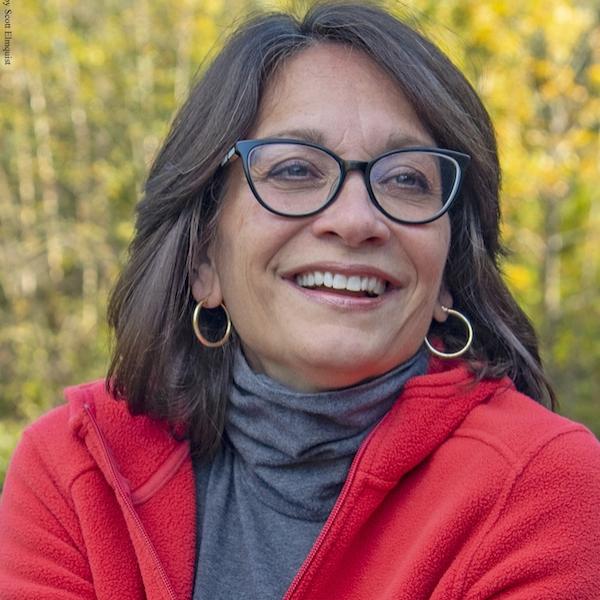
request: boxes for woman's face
[194,44,452,391]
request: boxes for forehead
[251,43,434,151]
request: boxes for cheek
[428,229,450,278]
[401,220,451,284]
[213,216,251,299]
[212,197,290,302]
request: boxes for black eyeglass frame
[221,138,471,225]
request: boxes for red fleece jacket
[1,362,599,599]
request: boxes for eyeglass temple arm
[220,147,237,167]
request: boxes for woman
[1,3,599,599]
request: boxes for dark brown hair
[107,1,555,458]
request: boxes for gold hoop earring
[192,300,232,348]
[425,306,473,359]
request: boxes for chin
[295,349,396,391]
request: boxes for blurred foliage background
[1,0,599,488]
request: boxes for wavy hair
[107,2,555,458]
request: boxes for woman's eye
[269,161,316,179]
[394,171,427,189]
[380,170,430,193]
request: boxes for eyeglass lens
[246,143,459,222]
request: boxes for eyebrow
[266,128,326,145]
[262,128,434,152]
[385,132,435,149]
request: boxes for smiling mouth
[294,270,388,298]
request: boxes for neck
[224,347,428,519]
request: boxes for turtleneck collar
[225,347,428,520]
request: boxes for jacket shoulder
[457,383,598,462]
[5,380,116,490]
[452,386,600,597]
[20,379,181,490]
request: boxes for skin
[193,43,452,392]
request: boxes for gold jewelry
[192,300,232,348]
[425,306,473,359]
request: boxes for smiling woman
[198,44,455,391]
[1,3,599,600]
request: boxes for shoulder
[5,379,173,489]
[453,386,600,596]
[3,380,116,489]
[458,382,599,466]
[17,379,128,446]
[5,378,187,505]
[408,371,600,517]
[462,383,600,508]
[454,381,600,506]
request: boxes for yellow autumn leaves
[0,0,598,488]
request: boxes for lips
[295,270,387,296]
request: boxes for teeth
[294,270,388,296]
[347,276,362,291]
[332,274,347,290]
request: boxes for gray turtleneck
[192,348,428,600]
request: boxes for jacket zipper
[282,415,386,600]
[84,404,178,600]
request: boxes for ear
[433,285,453,323]
[191,260,223,309]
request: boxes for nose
[310,172,392,247]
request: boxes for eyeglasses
[221,138,470,225]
